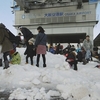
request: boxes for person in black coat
[18,26,34,46]
[15,33,22,47]
[24,38,36,65]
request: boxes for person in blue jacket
[35,26,47,67]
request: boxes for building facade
[12,0,98,45]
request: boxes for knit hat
[28,38,35,44]
[10,49,15,55]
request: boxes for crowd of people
[0,23,100,70]
[0,23,47,69]
[48,35,100,70]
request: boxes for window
[82,15,86,20]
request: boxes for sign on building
[89,0,98,4]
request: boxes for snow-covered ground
[0,48,100,100]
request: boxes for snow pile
[9,87,60,100]
[0,48,100,100]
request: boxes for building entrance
[47,33,86,45]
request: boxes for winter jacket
[82,39,92,51]
[0,45,3,58]
[24,44,36,57]
[49,47,55,54]
[0,24,13,53]
[20,27,34,41]
[0,45,2,53]
[66,51,77,62]
[35,32,47,47]
[10,52,21,64]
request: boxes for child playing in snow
[10,49,21,64]
[24,38,36,65]
[65,47,78,71]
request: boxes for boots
[3,60,9,69]
[0,59,2,66]
[36,64,39,67]
[43,64,46,67]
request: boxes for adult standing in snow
[0,23,13,69]
[82,35,93,63]
[35,26,47,67]
[18,26,34,46]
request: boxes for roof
[14,0,89,11]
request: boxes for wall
[14,2,97,43]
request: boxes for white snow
[0,47,100,100]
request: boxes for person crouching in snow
[24,38,36,65]
[10,49,21,64]
[65,48,78,71]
